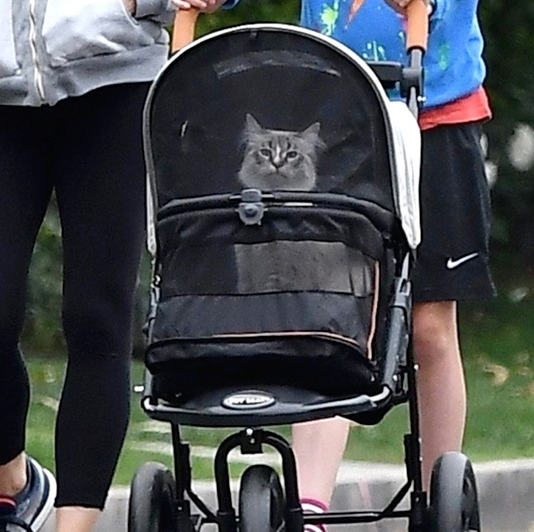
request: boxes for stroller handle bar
[405,0,429,52]
[171,8,200,51]
[170,0,428,53]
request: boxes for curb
[42,459,534,532]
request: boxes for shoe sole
[31,468,56,532]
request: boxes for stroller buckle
[237,188,266,225]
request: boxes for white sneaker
[0,456,56,532]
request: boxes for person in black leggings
[0,82,149,502]
[0,83,147,530]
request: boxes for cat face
[237,114,323,192]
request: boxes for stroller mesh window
[147,30,395,212]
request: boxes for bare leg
[292,417,351,505]
[291,301,465,505]
[55,507,100,532]
[0,453,27,495]
[413,301,466,489]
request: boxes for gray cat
[237,114,323,191]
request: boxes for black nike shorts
[412,122,496,303]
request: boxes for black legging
[0,83,149,508]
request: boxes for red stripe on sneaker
[301,499,328,532]
[301,498,328,513]
[304,525,326,532]
[0,496,16,507]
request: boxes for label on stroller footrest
[222,391,276,410]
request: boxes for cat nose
[272,158,284,168]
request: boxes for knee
[62,300,133,357]
[412,302,459,365]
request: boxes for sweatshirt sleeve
[135,0,176,23]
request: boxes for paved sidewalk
[42,458,534,532]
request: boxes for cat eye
[286,151,299,160]
[259,149,271,158]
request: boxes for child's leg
[291,300,466,510]
[292,417,351,506]
[412,300,466,488]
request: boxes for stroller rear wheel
[239,465,285,532]
[429,452,481,532]
[128,462,178,532]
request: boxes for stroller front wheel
[239,465,285,532]
[429,452,481,532]
[128,462,178,532]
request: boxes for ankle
[55,506,101,532]
[0,454,28,496]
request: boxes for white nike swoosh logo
[446,253,479,270]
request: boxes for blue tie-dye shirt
[225,0,487,110]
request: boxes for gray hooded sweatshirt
[1,0,175,106]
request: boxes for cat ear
[301,122,322,146]
[245,114,263,135]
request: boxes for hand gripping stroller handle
[405,0,429,52]
[171,8,200,52]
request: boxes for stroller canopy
[151,25,418,219]
[145,24,420,248]
[143,24,421,399]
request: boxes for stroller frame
[130,20,482,532]
[139,331,428,532]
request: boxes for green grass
[24,267,534,484]
[26,358,255,485]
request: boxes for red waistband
[419,87,492,131]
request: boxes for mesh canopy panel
[146,26,395,212]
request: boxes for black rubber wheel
[429,452,481,532]
[128,462,178,532]
[239,465,285,532]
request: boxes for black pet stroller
[129,4,481,532]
